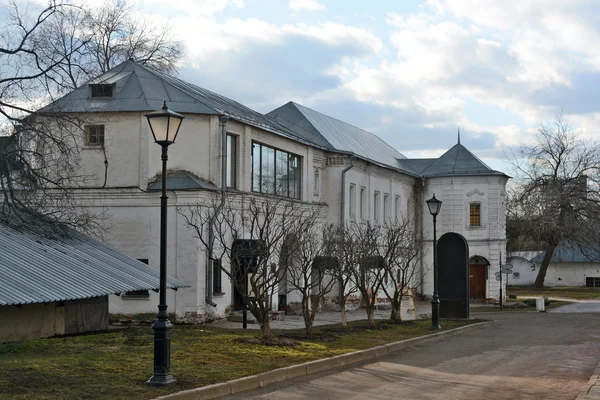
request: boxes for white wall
[422,175,509,300]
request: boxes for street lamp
[146,100,184,386]
[426,194,442,330]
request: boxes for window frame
[360,186,367,220]
[374,191,380,222]
[84,125,105,146]
[90,84,114,98]
[251,141,302,200]
[212,258,223,294]
[349,184,356,220]
[469,202,481,227]
[226,134,237,189]
[395,195,401,221]
[383,193,390,221]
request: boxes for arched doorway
[469,255,489,301]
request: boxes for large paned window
[226,134,237,188]
[251,142,301,199]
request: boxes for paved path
[551,301,600,313]
[221,313,600,400]
[213,301,433,330]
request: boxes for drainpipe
[339,157,355,304]
[340,157,355,226]
[420,178,425,295]
[206,115,229,307]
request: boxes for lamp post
[426,194,442,330]
[145,100,184,386]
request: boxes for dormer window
[90,84,114,98]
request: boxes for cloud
[289,0,327,12]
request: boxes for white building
[508,247,600,287]
[41,60,509,320]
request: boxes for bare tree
[36,0,182,92]
[347,221,386,328]
[182,193,321,340]
[378,216,424,322]
[327,224,358,328]
[284,222,340,337]
[507,116,600,288]
[0,1,102,236]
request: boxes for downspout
[420,178,425,295]
[339,157,355,304]
[340,157,355,226]
[206,114,229,307]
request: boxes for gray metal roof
[530,245,600,263]
[267,102,410,171]
[148,170,218,191]
[0,222,189,306]
[397,158,437,175]
[417,143,507,177]
[39,60,309,146]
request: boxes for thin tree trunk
[367,307,376,328]
[390,290,401,322]
[260,317,272,340]
[340,299,347,328]
[535,245,556,288]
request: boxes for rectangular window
[313,168,320,196]
[360,187,367,220]
[123,259,150,298]
[384,194,390,221]
[586,277,600,287]
[85,125,105,146]
[213,259,223,294]
[349,184,356,220]
[251,142,301,199]
[470,203,481,226]
[374,191,380,222]
[226,134,237,188]
[90,84,113,98]
[395,195,401,220]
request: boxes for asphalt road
[223,310,600,400]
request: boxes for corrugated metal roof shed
[0,223,189,306]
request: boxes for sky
[7,0,600,173]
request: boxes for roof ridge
[292,101,401,151]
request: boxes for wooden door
[470,265,486,300]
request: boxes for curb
[576,360,600,400]
[152,320,496,400]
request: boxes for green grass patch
[507,286,600,300]
[0,318,480,400]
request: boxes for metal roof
[267,102,410,170]
[39,60,310,146]
[148,170,218,191]
[38,61,507,180]
[0,222,189,306]
[418,143,507,178]
[530,245,600,263]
